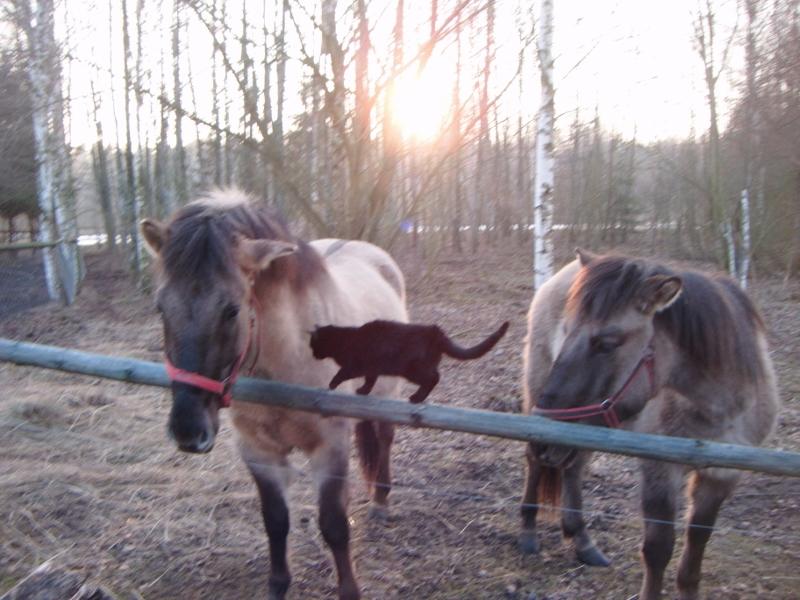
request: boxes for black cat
[310,320,509,403]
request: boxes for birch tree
[532,0,554,289]
[122,0,143,275]
[16,0,81,304]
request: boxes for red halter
[534,347,656,428]
[163,299,260,408]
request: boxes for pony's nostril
[195,430,214,453]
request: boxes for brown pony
[520,249,779,600]
[140,189,408,600]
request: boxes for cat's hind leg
[356,375,378,395]
[408,371,440,404]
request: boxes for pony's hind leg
[242,452,292,600]
[370,421,395,518]
[519,444,543,554]
[676,469,739,600]
[562,452,610,567]
[639,460,683,600]
[312,441,360,600]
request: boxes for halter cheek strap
[163,297,261,408]
[533,347,656,428]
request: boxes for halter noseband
[534,346,656,428]
[163,298,260,408]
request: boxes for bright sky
[506,0,741,142]
[57,0,742,149]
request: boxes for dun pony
[520,249,778,600]
[141,189,408,600]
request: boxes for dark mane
[567,254,765,379]
[161,190,324,287]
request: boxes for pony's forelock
[159,189,323,288]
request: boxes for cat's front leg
[356,375,378,395]
[328,367,354,390]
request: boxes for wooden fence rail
[1,338,799,478]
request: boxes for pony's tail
[355,420,380,488]
[537,465,562,521]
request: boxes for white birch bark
[24,0,81,304]
[532,0,554,290]
[28,50,60,301]
[739,188,751,289]
[723,220,737,277]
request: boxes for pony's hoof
[576,544,611,567]
[518,531,540,555]
[367,503,389,522]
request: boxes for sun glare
[390,57,453,143]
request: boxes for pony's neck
[250,275,331,385]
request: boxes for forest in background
[0,0,798,304]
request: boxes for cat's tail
[440,321,509,360]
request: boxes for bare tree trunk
[351,0,371,237]
[532,0,555,289]
[273,0,288,210]
[20,0,80,303]
[122,0,142,276]
[173,0,187,204]
[473,1,494,253]
[693,0,736,267]
[262,5,274,203]
[211,0,222,187]
[90,82,116,250]
[452,9,463,253]
[738,0,760,288]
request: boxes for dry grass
[0,246,798,599]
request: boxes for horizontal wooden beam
[1,338,799,478]
[0,239,77,252]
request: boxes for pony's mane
[567,254,765,380]
[161,189,324,287]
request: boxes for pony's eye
[591,335,623,354]
[223,304,240,321]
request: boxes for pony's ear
[141,219,167,256]
[637,275,682,314]
[575,247,598,266]
[236,237,298,273]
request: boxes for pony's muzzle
[168,420,216,454]
[168,389,218,454]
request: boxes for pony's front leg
[562,452,610,567]
[242,452,292,600]
[676,469,739,600]
[519,444,542,554]
[639,460,682,600]
[312,438,360,600]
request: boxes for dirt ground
[0,242,799,600]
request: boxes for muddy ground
[0,242,798,599]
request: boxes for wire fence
[2,414,797,545]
